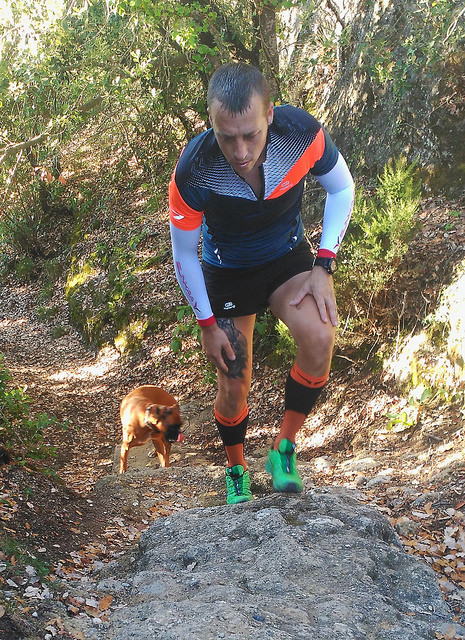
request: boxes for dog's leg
[119,442,130,474]
[152,437,171,468]
[163,441,172,467]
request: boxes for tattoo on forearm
[217,318,248,379]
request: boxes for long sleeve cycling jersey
[169,104,354,321]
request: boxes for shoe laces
[285,454,291,473]
[281,443,295,473]
[228,469,245,494]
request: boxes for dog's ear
[155,406,171,419]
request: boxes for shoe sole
[227,497,253,504]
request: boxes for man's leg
[267,272,335,490]
[214,315,255,503]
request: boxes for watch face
[315,257,337,274]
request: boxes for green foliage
[65,221,176,348]
[0,356,65,461]
[0,204,43,259]
[0,536,51,578]
[170,305,216,383]
[65,240,138,346]
[170,305,200,357]
[0,0,277,221]
[385,383,464,432]
[14,256,36,281]
[336,156,421,335]
[114,319,148,354]
[360,0,464,97]
[254,310,297,369]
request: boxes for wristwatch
[313,256,338,275]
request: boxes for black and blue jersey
[169,105,339,268]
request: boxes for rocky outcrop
[86,488,464,639]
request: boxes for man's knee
[296,325,334,364]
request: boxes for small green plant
[14,256,36,281]
[0,204,44,259]
[36,305,59,321]
[170,305,202,359]
[385,408,417,431]
[0,356,67,461]
[170,305,216,382]
[0,536,50,578]
[254,310,297,369]
[444,209,462,231]
[51,325,67,339]
[385,382,464,432]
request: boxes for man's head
[207,62,271,116]
[207,63,273,178]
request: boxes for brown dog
[119,385,184,474]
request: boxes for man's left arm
[290,153,355,324]
[316,153,354,258]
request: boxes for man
[169,62,354,504]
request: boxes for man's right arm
[169,223,213,323]
[169,223,235,373]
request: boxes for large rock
[95,488,464,639]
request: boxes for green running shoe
[225,465,253,504]
[265,438,303,493]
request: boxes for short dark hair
[207,63,271,115]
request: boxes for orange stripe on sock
[290,364,329,388]
[214,404,248,427]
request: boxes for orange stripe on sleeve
[169,171,204,231]
[290,363,329,388]
[267,128,325,200]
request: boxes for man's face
[208,93,274,178]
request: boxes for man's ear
[267,101,274,126]
[208,108,212,127]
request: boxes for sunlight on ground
[385,333,427,381]
[438,451,464,468]
[48,346,119,382]
[151,345,171,356]
[0,318,26,329]
[299,421,338,449]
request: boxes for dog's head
[145,403,183,442]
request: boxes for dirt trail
[0,264,464,638]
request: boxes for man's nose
[233,138,247,160]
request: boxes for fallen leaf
[99,595,113,611]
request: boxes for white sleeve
[315,153,355,256]
[170,222,214,321]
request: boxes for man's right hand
[200,322,236,374]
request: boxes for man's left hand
[290,267,338,326]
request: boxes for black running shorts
[202,240,314,318]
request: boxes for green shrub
[336,155,421,335]
[14,256,36,281]
[65,245,137,347]
[0,356,65,461]
[254,310,297,369]
[0,205,44,259]
[169,306,215,383]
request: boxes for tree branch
[325,0,346,29]
[0,134,48,165]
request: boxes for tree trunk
[255,0,281,101]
